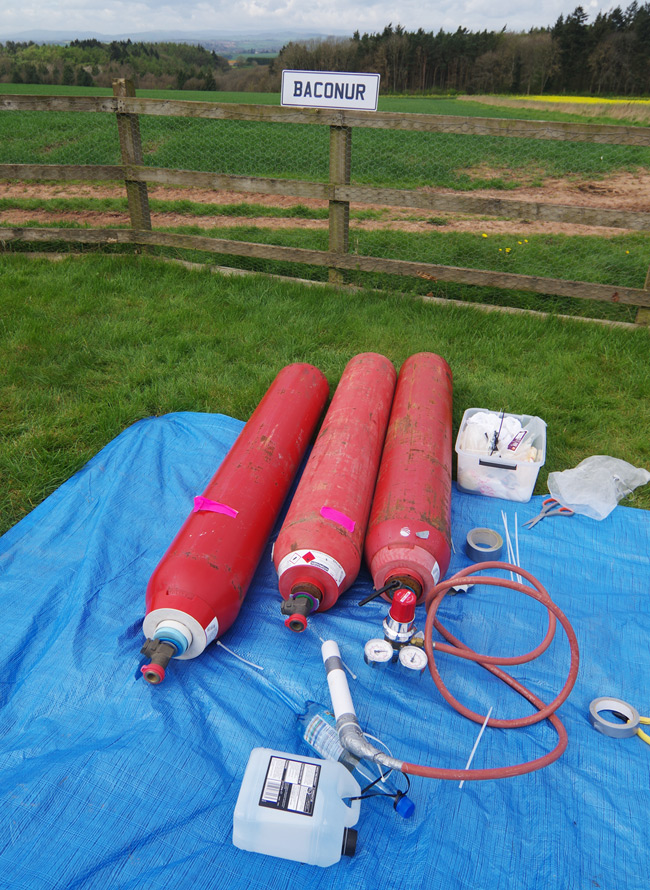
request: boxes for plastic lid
[284,613,308,633]
[394,793,415,819]
[141,663,165,684]
[389,589,417,624]
[341,827,358,857]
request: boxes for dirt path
[1,171,648,236]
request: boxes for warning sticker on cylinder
[277,549,346,587]
[204,616,219,645]
[259,756,320,816]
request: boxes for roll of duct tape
[589,697,640,738]
[465,527,504,562]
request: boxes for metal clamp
[589,697,640,738]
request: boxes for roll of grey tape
[589,697,640,738]
[465,527,503,562]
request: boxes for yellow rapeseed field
[522,95,650,106]
[462,94,650,123]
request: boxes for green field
[1,86,649,530]
[1,84,648,321]
[1,84,649,190]
[2,82,646,124]
[2,207,645,322]
[1,252,649,535]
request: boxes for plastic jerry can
[232,748,361,867]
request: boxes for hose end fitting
[141,663,165,684]
[284,613,308,633]
[281,584,322,631]
[140,638,177,684]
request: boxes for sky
[0,0,621,39]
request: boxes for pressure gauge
[398,645,428,675]
[364,638,395,668]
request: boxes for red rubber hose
[400,561,580,781]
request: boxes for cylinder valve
[383,588,418,646]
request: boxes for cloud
[0,0,624,37]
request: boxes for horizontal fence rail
[3,94,650,145]
[3,164,649,233]
[2,226,648,309]
[1,83,649,323]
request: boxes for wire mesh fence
[1,89,649,324]
[3,108,649,183]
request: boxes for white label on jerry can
[277,549,346,587]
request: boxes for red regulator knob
[389,589,417,624]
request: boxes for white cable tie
[318,634,357,680]
[503,512,520,583]
[362,732,394,781]
[216,640,264,671]
[450,537,457,554]
[363,732,393,757]
[501,512,515,582]
[459,706,493,789]
[514,512,522,583]
[506,518,516,566]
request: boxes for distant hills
[0,29,349,54]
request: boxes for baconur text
[292,80,366,101]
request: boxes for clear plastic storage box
[455,408,547,503]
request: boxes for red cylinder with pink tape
[273,353,397,632]
[364,352,453,605]
[140,362,329,683]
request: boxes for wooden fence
[1,79,650,324]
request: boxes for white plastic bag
[547,456,650,520]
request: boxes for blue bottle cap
[394,793,415,819]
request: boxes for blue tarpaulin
[1,411,648,889]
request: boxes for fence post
[113,78,151,232]
[328,125,351,286]
[636,267,650,325]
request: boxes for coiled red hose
[401,561,580,781]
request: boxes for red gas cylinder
[364,352,453,605]
[141,363,329,683]
[273,353,397,632]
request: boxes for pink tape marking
[193,496,238,518]
[320,505,355,533]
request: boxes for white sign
[281,70,380,111]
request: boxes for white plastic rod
[321,640,357,721]
[459,706,493,789]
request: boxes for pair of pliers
[523,497,574,529]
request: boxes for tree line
[274,5,650,96]
[0,38,234,91]
[1,5,649,96]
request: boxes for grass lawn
[1,253,648,536]
[2,212,647,323]
[1,86,648,531]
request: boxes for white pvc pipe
[321,640,357,720]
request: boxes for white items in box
[455,409,546,503]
